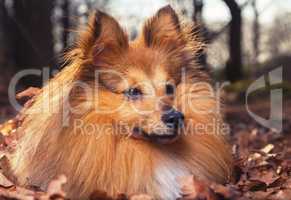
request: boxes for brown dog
[9,5,232,199]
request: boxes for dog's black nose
[161,110,184,129]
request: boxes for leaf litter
[0,88,290,200]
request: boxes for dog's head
[68,5,216,144]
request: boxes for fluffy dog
[9,5,232,199]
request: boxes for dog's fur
[9,6,232,199]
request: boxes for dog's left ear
[142,5,183,49]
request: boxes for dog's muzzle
[132,110,184,144]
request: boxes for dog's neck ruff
[154,158,191,199]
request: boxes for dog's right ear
[76,10,128,64]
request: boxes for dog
[9,5,232,199]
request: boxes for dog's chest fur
[154,160,191,199]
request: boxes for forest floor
[0,90,290,200]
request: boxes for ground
[0,89,290,200]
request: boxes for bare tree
[193,0,203,22]
[61,0,70,48]
[251,0,260,65]
[12,0,55,86]
[222,0,243,82]
[0,0,17,96]
[192,0,208,67]
[267,12,291,58]
[0,0,15,69]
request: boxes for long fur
[9,5,232,199]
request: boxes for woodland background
[0,0,290,120]
[0,1,291,199]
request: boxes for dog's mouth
[131,127,180,144]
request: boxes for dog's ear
[142,5,183,49]
[77,10,128,63]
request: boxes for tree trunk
[192,0,208,68]
[61,0,70,49]
[193,0,203,22]
[223,0,243,82]
[252,0,260,65]
[0,0,17,106]
[13,0,55,86]
[0,0,15,69]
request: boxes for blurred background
[0,0,290,122]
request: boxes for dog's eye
[124,88,142,100]
[165,83,175,95]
